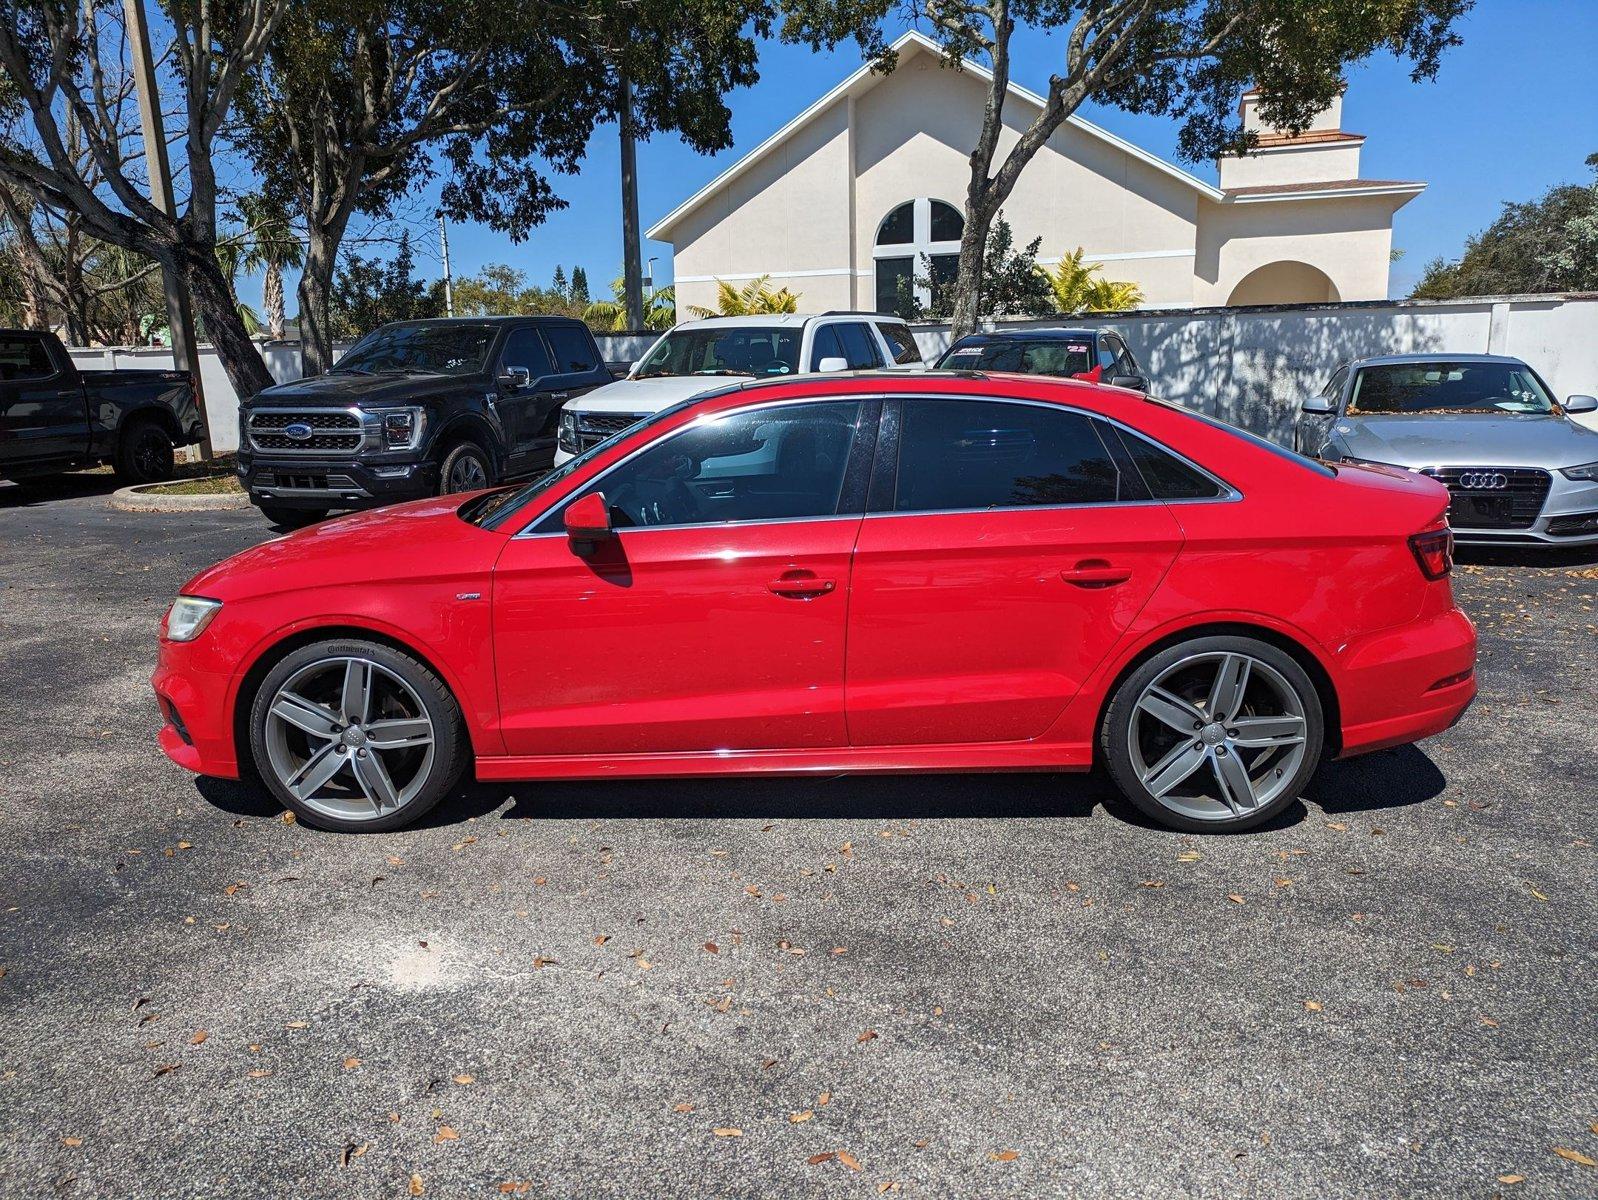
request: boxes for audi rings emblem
[1458,471,1508,490]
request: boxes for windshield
[938,339,1095,377]
[635,327,800,379]
[1349,362,1557,416]
[334,322,496,377]
[463,398,703,531]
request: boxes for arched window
[874,199,964,317]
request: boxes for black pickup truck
[0,329,200,485]
[237,316,612,526]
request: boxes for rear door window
[892,399,1125,512]
[0,334,58,381]
[836,323,884,370]
[877,322,924,366]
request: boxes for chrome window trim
[515,394,874,539]
[511,390,1242,539]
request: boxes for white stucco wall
[1196,194,1398,306]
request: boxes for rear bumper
[1335,606,1477,757]
[237,453,439,511]
[151,647,241,779]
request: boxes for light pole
[438,214,455,318]
[123,0,211,458]
[619,72,644,332]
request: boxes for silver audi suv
[1295,354,1598,546]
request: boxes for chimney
[1219,86,1364,191]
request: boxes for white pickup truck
[554,312,925,464]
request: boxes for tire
[438,439,494,495]
[258,504,329,529]
[114,418,175,484]
[1100,635,1324,833]
[248,638,468,833]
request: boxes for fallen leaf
[1553,1147,1597,1166]
[1176,850,1202,862]
[1527,885,1549,902]
[1227,894,1245,905]
[837,1150,862,1171]
[1479,1017,1499,1028]
[704,942,719,954]
[434,1126,459,1144]
[61,1137,83,1148]
[1497,1175,1524,1185]
[153,1063,180,1077]
[285,1021,309,1029]
[452,1074,475,1085]
[593,934,609,946]
[790,1110,814,1123]
[1304,1001,1323,1012]
[877,1182,896,1194]
[533,956,556,969]
[408,1173,424,1196]
[857,1029,878,1044]
[248,1068,273,1078]
[713,1127,742,1138]
[817,1091,831,1106]
[990,1149,1020,1162]
[281,811,296,825]
[343,1057,361,1070]
[189,1030,208,1045]
[673,1103,694,1114]
[808,1152,837,1165]
[1326,822,1348,832]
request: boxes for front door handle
[768,570,836,599]
[1060,560,1132,588]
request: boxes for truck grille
[1420,466,1550,530]
[575,411,648,452]
[248,410,365,454]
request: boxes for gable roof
[646,30,1224,242]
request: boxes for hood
[565,374,740,416]
[251,371,475,408]
[1338,412,1598,470]
[182,494,505,603]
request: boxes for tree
[326,233,444,340]
[451,262,578,317]
[232,195,303,341]
[688,275,801,318]
[780,0,1468,339]
[1044,247,1145,313]
[897,214,1053,320]
[0,0,284,396]
[1412,154,1598,299]
[570,266,591,307]
[584,276,676,330]
[552,265,568,299]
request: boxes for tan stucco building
[647,31,1424,317]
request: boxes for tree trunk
[297,231,336,376]
[948,193,998,341]
[180,242,273,399]
[264,265,285,341]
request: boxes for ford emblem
[283,422,313,442]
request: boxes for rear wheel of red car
[1101,635,1324,833]
[248,638,468,832]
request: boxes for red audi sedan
[153,372,1476,833]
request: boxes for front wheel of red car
[248,638,468,832]
[1101,635,1324,833]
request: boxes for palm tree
[686,275,800,318]
[235,195,304,341]
[584,276,676,331]
[1042,248,1144,314]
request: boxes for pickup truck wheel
[114,420,175,484]
[439,440,493,494]
[258,505,328,529]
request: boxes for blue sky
[274,0,1598,306]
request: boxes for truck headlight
[1561,460,1598,482]
[558,410,579,454]
[163,596,221,642]
[379,408,424,450]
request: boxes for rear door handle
[1060,560,1132,588]
[768,570,836,599]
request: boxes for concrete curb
[110,479,252,513]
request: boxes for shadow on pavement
[1455,543,1598,569]
[0,472,122,508]
[194,741,1449,832]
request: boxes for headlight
[378,407,424,450]
[558,410,579,454]
[163,596,222,642]
[1560,461,1598,482]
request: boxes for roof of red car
[713,368,1133,413]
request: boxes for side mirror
[1564,394,1598,414]
[1108,373,1147,391]
[499,365,531,390]
[1301,394,1336,415]
[564,491,612,538]
[816,356,849,373]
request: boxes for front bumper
[152,645,242,779]
[237,454,439,511]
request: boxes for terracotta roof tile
[1250,130,1365,147]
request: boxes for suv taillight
[1409,526,1453,580]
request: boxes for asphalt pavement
[1,473,1594,1199]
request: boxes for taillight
[1409,526,1453,580]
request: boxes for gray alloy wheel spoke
[340,660,372,725]
[286,742,349,800]
[1211,749,1258,814]
[1137,686,1205,735]
[1142,741,1208,798]
[365,717,433,750]
[1229,714,1306,747]
[270,691,341,740]
[1207,654,1252,723]
[352,751,400,810]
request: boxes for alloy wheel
[446,453,488,492]
[1126,650,1309,823]
[262,656,436,822]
